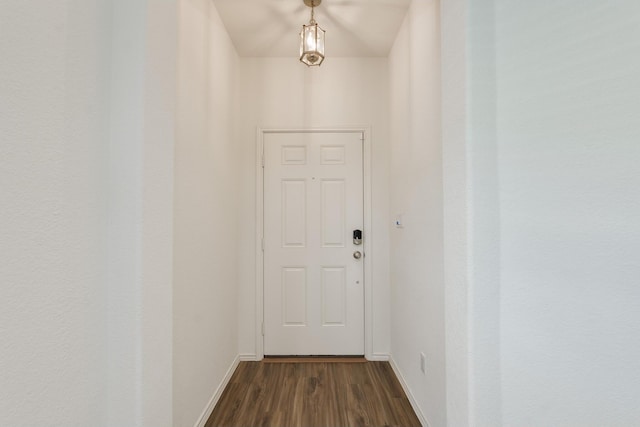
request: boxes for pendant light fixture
[300,0,325,66]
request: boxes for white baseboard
[389,356,430,427]
[239,353,258,361]
[366,353,390,361]
[194,355,240,427]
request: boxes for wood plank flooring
[205,360,422,427]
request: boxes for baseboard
[193,355,240,427]
[239,353,258,361]
[389,356,431,427]
[245,353,384,362]
[366,353,390,361]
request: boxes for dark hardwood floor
[205,360,422,427]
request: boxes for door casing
[254,127,380,361]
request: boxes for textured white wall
[444,1,640,425]
[387,1,446,426]
[494,1,640,425]
[1,1,177,426]
[173,1,240,426]
[441,0,471,425]
[466,0,502,425]
[138,2,177,425]
[107,1,146,423]
[107,1,177,425]
[236,58,391,359]
[0,1,111,425]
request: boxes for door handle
[353,251,362,260]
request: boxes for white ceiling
[212,0,412,58]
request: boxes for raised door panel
[321,267,346,326]
[321,179,346,248]
[281,180,307,248]
[282,267,307,326]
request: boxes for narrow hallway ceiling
[212,0,412,57]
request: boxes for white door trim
[255,127,374,360]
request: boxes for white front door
[263,131,364,355]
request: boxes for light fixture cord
[310,3,315,24]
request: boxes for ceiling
[212,0,412,58]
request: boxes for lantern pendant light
[300,0,325,66]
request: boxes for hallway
[206,360,421,427]
[2,0,639,426]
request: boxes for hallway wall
[388,1,445,426]
[236,58,391,359]
[0,2,112,425]
[174,1,240,426]
[451,0,640,425]
[492,1,640,425]
[107,1,177,425]
[440,0,472,425]
[1,1,178,426]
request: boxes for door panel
[321,180,346,247]
[282,267,307,325]
[264,132,364,356]
[281,180,306,247]
[321,267,346,326]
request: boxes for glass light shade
[300,22,325,66]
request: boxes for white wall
[1,1,177,426]
[441,0,471,425]
[388,1,446,426]
[493,1,640,425]
[466,0,502,424]
[446,0,640,425]
[108,1,177,425]
[0,2,111,425]
[107,1,146,423]
[237,58,391,359]
[173,1,240,426]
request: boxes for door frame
[255,127,376,360]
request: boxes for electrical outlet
[420,352,426,374]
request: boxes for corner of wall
[389,356,431,427]
[192,356,240,427]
